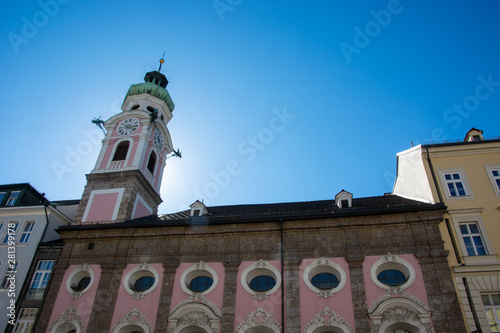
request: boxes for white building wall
[393,145,435,203]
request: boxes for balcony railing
[25,288,45,300]
[109,160,125,170]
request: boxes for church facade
[34,67,465,333]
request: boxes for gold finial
[158,51,166,72]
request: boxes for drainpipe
[463,277,482,333]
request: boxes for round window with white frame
[370,254,415,290]
[66,264,95,298]
[241,260,281,301]
[180,261,218,296]
[303,258,347,298]
[123,263,159,300]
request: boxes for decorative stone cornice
[235,308,281,333]
[368,289,431,314]
[111,308,152,333]
[302,306,353,333]
[49,306,85,333]
[169,294,222,318]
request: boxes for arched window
[112,141,130,161]
[147,151,156,174]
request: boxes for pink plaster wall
[234,260,283,331]
[109,263,164,331]
[169,262,225,311]
[299,258,355,331]
[97,139,116,170]
[127,136,140,167]
[85,192,119,222]
[46,265,102,332]
[133,198,152,219]
[363,254,430,309]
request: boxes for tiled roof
[151,194,437,222]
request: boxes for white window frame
[27,260,55,299]
[482,293,500,332]
[437,167,474,200]
[13,308,38,333]
[1,261,19,288]
[2,221,19,244]
[485,164,500,197]
[19,221,35,244]
[6,191,21,206]
[451,213,497,265]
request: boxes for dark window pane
[249,275,276,292]
[112,141,130,161]
[311,272,339,290]
[133,276,155,292]
[189,276,214,292]
[71,277,91,292]
[147,152,156,174]
[377,269,407,286]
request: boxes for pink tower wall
[46,265,102,332]
[109,263,164,331]
[299,258,355,330]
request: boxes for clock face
[117,118,140,136]
[153,128,164,151]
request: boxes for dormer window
[190,200,208,217]
[335,190,353,209]
[464,128,484,142]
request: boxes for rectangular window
[19,221,35,244]
[26,260,55,300]
[460,223,487,256]
[1,261,19,288]
[2,222,18,244]
[492,169,500,191]
[13,308,38,333]
[482,294,500,332]
[0,192,6,205]
[6,191,20,206]
[445,173,467,197]
[485,165,500,196]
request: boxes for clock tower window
[147,151,156,174]
[112,141,130,161]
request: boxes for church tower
[74,62,175,223]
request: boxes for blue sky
[1,1,500,214]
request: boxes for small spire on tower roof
[158,51,166,72]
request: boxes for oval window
[189,276,214,292]
[377,269,407,286]
[311,272,339,290]
[71,276,91,292]
[133,276,155,292]
[249,275,276,292]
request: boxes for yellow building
[393,128,500,333]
